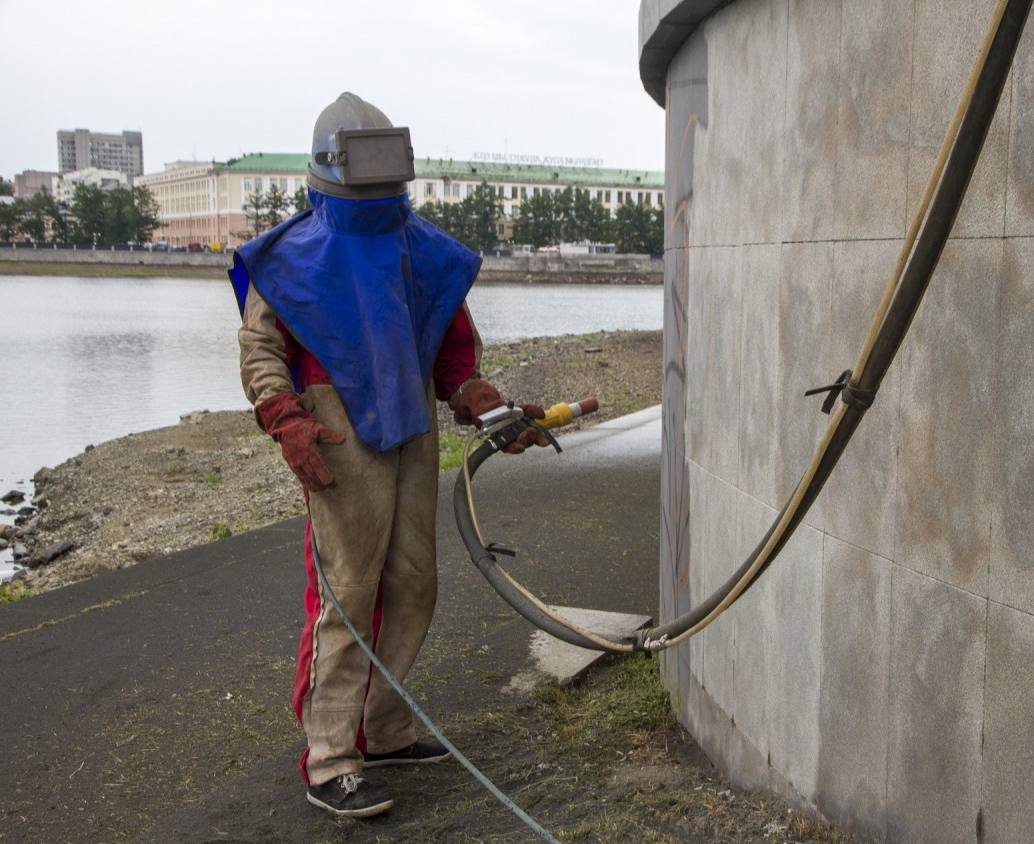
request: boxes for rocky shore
[5,330,662,594]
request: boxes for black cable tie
[805,368,878,414]
[486,542,517,558]
[805,369,852,414]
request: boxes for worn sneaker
[306,773,394,818]
[363,739,452,767]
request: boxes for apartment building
[57,129,144,177]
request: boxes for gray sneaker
[306,773,394,818]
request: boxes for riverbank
[0,259,230,279]
[7,330,662,594]
[0,260,661,285]
[0,251,663,283]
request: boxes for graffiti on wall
[660,44,708,683]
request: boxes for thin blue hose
[309,527,561,844]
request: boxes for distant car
[150,242,169,251]
[170,244,187,252]
[187,243,203,253]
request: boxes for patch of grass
[0,581,35,604]
[210,523,232,541]
[539,655,674,744]
[1,591,148,641]
[206,471,222,485]
[82,592,148,613]
[482,352,521,370]
[162,461,190,483]
[438,430,471,472]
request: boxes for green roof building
[138,153,664,247]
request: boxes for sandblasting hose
[454,0,1031,653]
[309,522,562,844]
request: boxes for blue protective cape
[230,190,480,452]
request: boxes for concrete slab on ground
[504,606,654,694]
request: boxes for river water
[0,275,662,572]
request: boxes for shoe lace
[337,773,364,794]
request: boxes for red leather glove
[255,392,346,492]
[452,379,549,454]
[452,379,505,426]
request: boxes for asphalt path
[0,407,661,843]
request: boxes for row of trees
[415,183,502,253]
[232,180,664,255]
[0,175,663,250]
[417,183,664,255]
[236,184,311,241]
[0,183,162,245]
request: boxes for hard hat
[307,92,415,199]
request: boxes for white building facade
[51,168,128,205]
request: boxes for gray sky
[0,1,666,179]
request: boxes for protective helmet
[307,92,415,199]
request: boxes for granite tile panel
[886,567,985,844]
[685,246,711,470]
[739,0,787,246]
[989,238,1034,615]
[783,0,841,244]
[706,4,750,246]
[895,239,1002,596]
[764,521,823,801]
[706,246,744,482]
[666,29,710,252]
[776,242,834,528]
[1005,10,1034,236]
[685,246,744,480]
[815,239,901,561]
[661,247,692,633]
[835,0,914,240]
[686,460,708,682]
[816,536,891,842]
[691,19,720,247]
[733,494,780,764]
[907,0,1010,239]
[694,469,742,718]
[737,243,781,507]
[981,601,1034,842]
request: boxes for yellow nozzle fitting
[538,402,575,430]
[533,398,599,430]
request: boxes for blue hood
[230,190,480,452]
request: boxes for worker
[230,92,547,818]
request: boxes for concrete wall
[0,245,663,279]
[644,1,1034,841]
[0,244,231,269]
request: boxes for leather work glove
[452,379,550,454]
[255,391,346,492]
